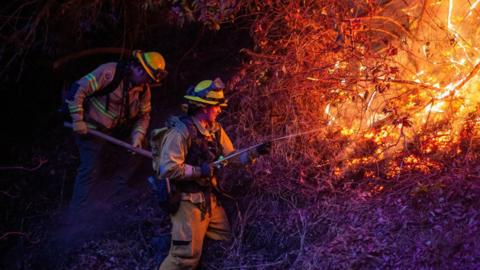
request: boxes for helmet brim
[184,95,228,107]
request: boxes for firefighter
[67,50,167,212]
[158,78,271,269]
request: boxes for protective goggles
[149,68,168,82]
[136,51,168,82]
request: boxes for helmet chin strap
[194,114,209,128]
[125,63,134,83]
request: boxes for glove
[132,133,144,148]
[200,162,215,178]
[256,141,272,155]
[73,120,88,135]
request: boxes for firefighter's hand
[72,120,88,135]
[200,162,215,178]
[256,141,272,155]
[132,133,144,148]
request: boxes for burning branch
[454,62,480,90]
[226,0,480,185]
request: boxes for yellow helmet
[132,50,167,82]
[184,78,228,107]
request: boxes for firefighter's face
[204,105,221,123]
[130,65,151,85]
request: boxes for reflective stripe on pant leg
[160,201,209,270]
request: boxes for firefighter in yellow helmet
[157,78,271,269]
[66,50,167,212]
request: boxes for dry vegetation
[217,0,480,268]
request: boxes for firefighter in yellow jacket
[158,78,271,269]
[67,50,167,212]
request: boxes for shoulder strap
[179,116,197,147]
[150,127,169,177]
[90,61,126,112]
[214,128,223,155]
[91,62,125,97]
[90,61,126,97]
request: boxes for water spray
[213,127,325,166]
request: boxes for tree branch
[53,47,132,70]
[0,158,47,172]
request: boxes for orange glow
[320,0,480,178]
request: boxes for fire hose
[64,121,324,164]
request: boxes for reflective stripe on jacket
[67,62,151,136]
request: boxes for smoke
[34,142,152,268]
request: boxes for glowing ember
[319,0,480,177]
[232,0,480,180]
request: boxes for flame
[323,0,480,178]
[341,127,355,136]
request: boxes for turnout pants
[159,194,230,270]
[70,134,141,212]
